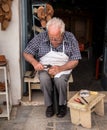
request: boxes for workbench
[68,91,105,128]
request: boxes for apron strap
[50,41,65,53]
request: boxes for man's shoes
[46,105,54,117]
[57,105,67,118]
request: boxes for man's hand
[23,52,44,71]
[48,66,61,76]
[33,62,44,71]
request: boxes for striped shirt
[24,31,82,61]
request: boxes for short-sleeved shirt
[24,31,82,61]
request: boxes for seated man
[23,17,81,118]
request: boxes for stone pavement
[0,103,107,130]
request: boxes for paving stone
[47,122,53,127]
[56,122,72,130]
[0,104,107,130]
[46,128,53,130]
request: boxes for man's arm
[60,60,79,71]
[23,52,44,71]
[48,60,79,76]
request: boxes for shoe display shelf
[0,63,12,120]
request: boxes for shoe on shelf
[46,105,54,117]
[0,82,5,92]
[57,105,67,118]
[0,107,2,114]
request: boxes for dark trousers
[38,71,70,108]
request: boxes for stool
[68,91,105,128]
[24,71,73,101]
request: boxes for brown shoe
[0,107,2,114]
[0,82,5,91]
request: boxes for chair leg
[28,82,31,101]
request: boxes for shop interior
[23,0,106,97]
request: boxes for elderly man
[23,17,81,118]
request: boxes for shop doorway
[21,0,106,95]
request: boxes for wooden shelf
[0,65,12,120]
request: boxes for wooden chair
[24,71,73,101]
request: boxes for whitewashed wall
[0,0,21,105]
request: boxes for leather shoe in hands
[57,105,67,118]
[46,105,54,117]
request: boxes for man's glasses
[49,37,62,42]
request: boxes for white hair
[46,17,65,34]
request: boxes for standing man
[23,17,81,118]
